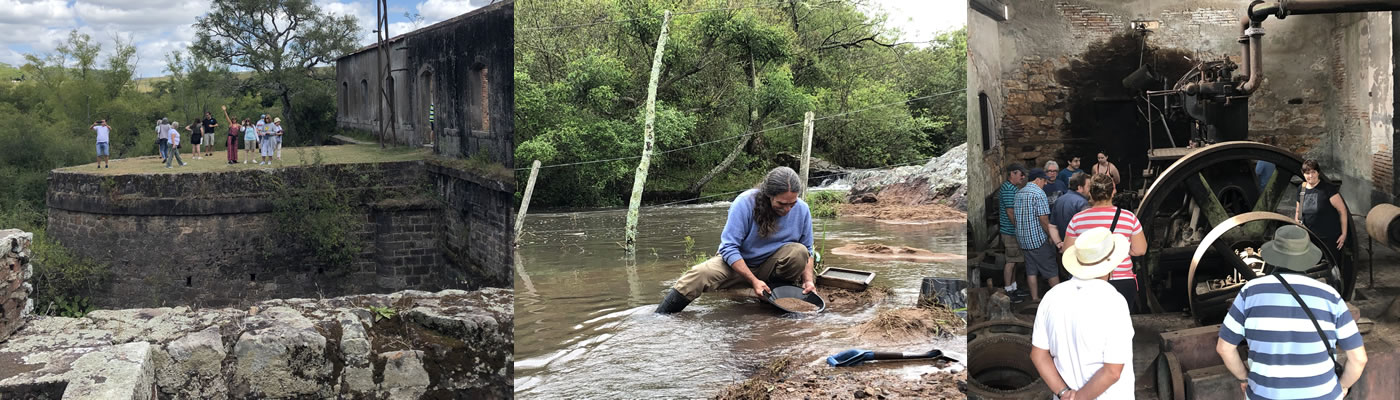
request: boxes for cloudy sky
[0,0,496,78]
[866,0,967,45]
[0,0,962,78]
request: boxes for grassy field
[61,144,430,175]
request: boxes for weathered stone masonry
[336,1,514,168]
[45,161,508,308]
[429,162,512,288]
[0,230,32,343]
[0,286,513,399]
[967,0,1394,248]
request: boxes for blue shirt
[1256,161,1276,191]
[999,181,1018,235]
[1050,191,1089,240]
[1043,180,1068,205]
[1014,184,1051,249]
[717,189,814,268]
[1219,273,1362,400]
[1059,167,1080,187]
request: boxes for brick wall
[45,162,459,308]
[428,161,513,288]
[0,230,32,342]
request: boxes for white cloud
[415,0,482,23]
[0,0,73,25]
[866,0,966,45]
[0,48,26,66]
[73,0,206,32]
[317,0,378,45]
[4,0,419,77]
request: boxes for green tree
[192,0,359,141]
[516,0,965,208]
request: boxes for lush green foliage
[267,150,364,269]
[0,24,350,308]
[806,190,846,218]
[0,203,106,316]
[516,0,965,208]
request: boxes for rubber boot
[654,288,692,314]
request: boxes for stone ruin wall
[0,230,33,343]
[44,160,512,308]
[0,271,513,399]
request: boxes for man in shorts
[1000,163,1027,297]
[202,111,219,157]
[91,120,111,168]
[1015,168,1063,302]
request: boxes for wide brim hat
[1062,227,1130,280]
[1260,225,1323,271]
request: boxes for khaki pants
[672,242,809,301]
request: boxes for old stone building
[336,1,514,166]
[967,0,1395,249]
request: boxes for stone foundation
[45,160,512,308]
[0,288,512,399]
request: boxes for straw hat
[1061,227,1130,279]
[273,117,281,123]
[1260,225,1323,271]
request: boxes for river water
[514,201,966,398]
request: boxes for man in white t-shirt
[1031,227,1134,399]
[91,120,111,168]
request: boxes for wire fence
[515,154,941,238]
[515,88,965,171]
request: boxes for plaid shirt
[1014,184,1051,249]
[999,181,1018,235]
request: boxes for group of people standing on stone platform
[88,109,286,168]
[992,152,1368,399]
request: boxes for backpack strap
[1273,272,1343,375]
[1109,207,1122,233]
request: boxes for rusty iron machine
[1127,0,1400,324]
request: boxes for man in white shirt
[91,120,111,168]
[1031,227,1134,399]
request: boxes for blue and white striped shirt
[1219,273,1362,400]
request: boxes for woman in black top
[1295,159,1349,250]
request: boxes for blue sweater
[718,189,814,267]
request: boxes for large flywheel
[1133,141,1354,316]
[1186,212,1345,324]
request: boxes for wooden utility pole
[515,160,542,245]
[800,111,814,199]
[624,10,672,256]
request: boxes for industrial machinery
[1124,0,1400,322]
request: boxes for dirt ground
[715,304,967,400]
[849,307,965,342]
[830,244,962,263]
[838,203,965,223]
[714,356,966,400]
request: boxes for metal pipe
[1240,24,1265,94]
[1251,0,1400,21]
[1238,15,1251,80]
[1277,0,1400,15]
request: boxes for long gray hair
[753,167,803,237]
